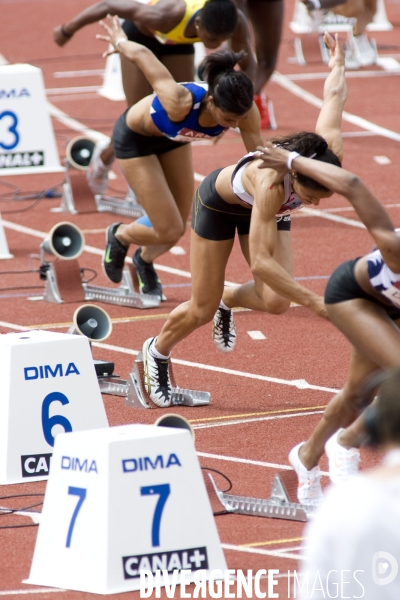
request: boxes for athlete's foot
[325,429,360,484]
[86,139,114,195]
[132,248,163,298]
[142,337,172,407]
[289,443,323,506]
[212,307,236,352]
[103,222,128,284]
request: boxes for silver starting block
[98,376,130,396]
[57,163,146,218]
[209,472,318,522]
[95,188,147,219]
[124,352,211,409]
[43,262,161,309]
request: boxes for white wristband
[287,151,300,170]
[115,37,127,48]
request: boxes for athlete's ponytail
[200,0,238,36]
[270,131,342,191]
[201,49,253,115]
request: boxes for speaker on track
[154,413,195,443]
[41,222,85,260]
[69,304,112,342]
[66,136,96,171]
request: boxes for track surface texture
[1,0,400,597]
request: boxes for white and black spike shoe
[142,337,172,407]
[212,308,236,353]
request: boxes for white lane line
[197,451,329,476]
[0,506,40,524]
[46,86,101,96]
[272,72,400,143]
[46,102,109,143]
[0,322,338,393]
[283,69,400,80]
[299,207,365,229]
[247,330,266,340]
[374,155,391,165]
[193,410,325,429]
[1,219,238,283]
[221,543,304,561]
[0,590,66,596]
[53,70,105,78]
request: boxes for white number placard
[0,64,63,175]
[27,424,227,594]
[0,330,108,484]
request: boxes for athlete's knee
[155,222,185,244]
[262,296,291,315]
[189,302,218,327]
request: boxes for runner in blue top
[98,16,262,296]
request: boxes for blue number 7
[66,487,87,548]
[140,484,170,547]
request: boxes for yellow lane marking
[241,537,304,548]
[189,405,327,423]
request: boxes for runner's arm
[97,17,192,120]
[238,103,264,151]
[249,175,328,317]
[54,0,178,46]
[228,10,257,83]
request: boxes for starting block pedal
[125,352,211,409]
[43,261,161,309]
[208,471,318,522]
[95,188,147,219]
[59,161,97,214]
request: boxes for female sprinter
[54,0,257,185]
[256,142,400,505]
[139,33,347,407]
[98,16,262,297]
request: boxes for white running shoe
[345,41,361,70]
[86,139,113,195]
[212,308,236,353]
[289,443,324,506]
[351,34,377,67]
[142,337,172,408]
[325,429,360,484]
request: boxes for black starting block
[208,471,318,522]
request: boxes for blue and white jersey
[367,247,400,308]
[231,153,303,214]
[150,82,226,142]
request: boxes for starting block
[27,423,227,594]
[60,162,147,218]
[209,471,318,522]
[98,352,211,408]
[125,352,211,408]
[0,330,108,484]
[43,261,161,309]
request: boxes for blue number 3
[0,111,20,150]
[41,391,73,447]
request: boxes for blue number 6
[66,487,86,548]
[140,484,170,547]
[41,391,73,447]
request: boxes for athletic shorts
[122,21,195,56]
[112,110,187,159]
[191,168,291,241]
[324,258,400,320]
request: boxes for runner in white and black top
[256,142,400,506]
[141,33,347,408]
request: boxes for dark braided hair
[200,0,238,36]
[270,132,342,191]
[201,49,253,115]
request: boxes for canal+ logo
[24,363,80,380]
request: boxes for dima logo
[0,88,31,99]
[122,453,181,472]
[24,363,80,380]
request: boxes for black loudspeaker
[66,136,96,170]
[70,304,112,342]
[154,414,195,443]
[42,222,85,260]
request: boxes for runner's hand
[96,15,128,57]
